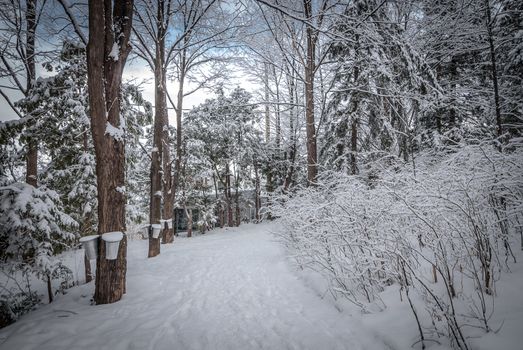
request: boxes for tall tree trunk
[254,163,261,222]
[349,62,360,175]
[84,253,93,283]
[350,116,358,175]
[161,63,174,243]
[46,274,53,304]
[272,65,281,150]
[304,0,318,185]
[484,0,503,143]
[159,0,174,245]
[148,57,163,258]
[25,0,37,187]
[25,145,37,186]
[174,48,187,237]
[88,0,133,305]
[82,129,93,284]
[225,164,233,227]
[264,63,271,142]
[235,173,240,226]
[284,67,296,192]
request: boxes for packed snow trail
[0,223,384,350]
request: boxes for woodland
[0,0,522,349]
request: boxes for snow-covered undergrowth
[271,144,523,350]
[0,183,78,325]
[0,224,383,350]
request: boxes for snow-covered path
[0,223,381,350]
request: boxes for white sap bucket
[79,235,99,260]
[142,225,151,238]
[166,219,173,229]
[101,231,124,260]
[151,224,162,239]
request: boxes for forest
[0,0,522,349]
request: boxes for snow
[101,231,123,242]
[109,42,119,61]
[0,223,381,350]
[79,234,99,243]
[2,223,522,349]
[105,122,124,142]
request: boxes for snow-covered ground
[0,223,383,350]
[2,222,521,350]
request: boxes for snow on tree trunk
[148,62,164,258]
[87,0,133,305]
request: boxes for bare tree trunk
[350,116,358,175]
[25,144,37,186]
[148,60,162,257]
[264,63,271,142]
[235,174,240,226]
[81,130,94,283]
[174,48,187,238]
[225,164,233,227]
[272,65,281,150]
[184,205,192,237]
[84,253,93,283]
[254,164,261,222]
[25,0,38,187]
[158,1,173,245]
[46,274,53,304]
[484,0,503,143]
[349,62,359,175]
[88,0,133,305]
[304,0,318,185]
[284,67,296,192]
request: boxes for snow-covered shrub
[0,182,77,310]
[197,205,218,233]
[0,263,39,328]
[272,143,522,349]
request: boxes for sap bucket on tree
[142,224,151,239]
[101,232,124,260]
[151,224,162,239]
[160,219,173,229]
[79,235,99,260]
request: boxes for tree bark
[304,0,318,185]
[25,0,37,187]
[148,63,162,257]
[235,174,240,226]
[160,1,174,245]
[284,67,296,192]
[254,164,261,222]
[47,274,53,304]
[350,116,358,175]
[264,63,271,143]
[88,0,133,305]
[484,0,503,143]
[226,164,233,227]
[84,253,93,283]
[25,144,37,186]
[173,46,187,239]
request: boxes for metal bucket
[142,225,150,238]
[101,231,123,260]
[151,224,162,239]
[79,235,99,260]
